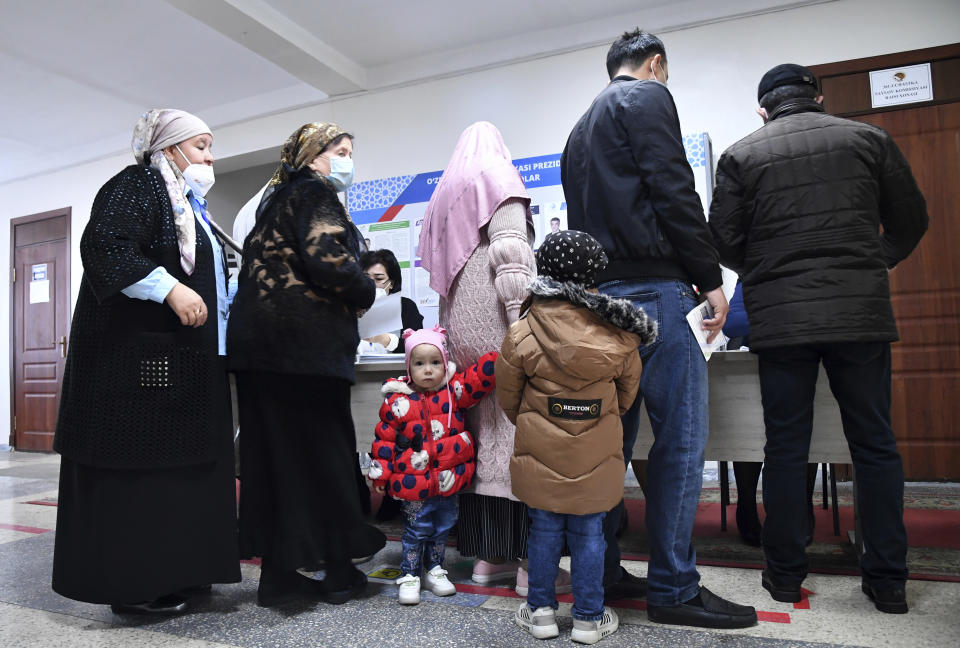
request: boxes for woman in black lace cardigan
[228,122,385,607]
[52,109,241,614]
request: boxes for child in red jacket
[367,325,497,605]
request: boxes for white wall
[2,0,958,439]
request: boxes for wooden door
[11,211,71,452]
[810,44,960,480]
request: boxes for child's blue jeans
[527,507,606,621]
[400,495,458,576]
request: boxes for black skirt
[236,372,385,571]
[456,493,530,560]
[52,369,241,605]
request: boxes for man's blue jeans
[598,279,707,606]
[758,342,907,587]
[400,495,458,576]
[527,508,606,621]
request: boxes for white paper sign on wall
[869,63,933,108]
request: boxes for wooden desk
[631,350,852,464]
[350,352,854,465]
[352,357,407,452]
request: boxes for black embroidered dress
[228,167,385,579]
[52,164,240,604]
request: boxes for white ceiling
[0,0,831,185]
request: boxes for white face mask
[650,61,667,85]
[326,156,354,192]
[374,287,388,299]
[175,145,216,197]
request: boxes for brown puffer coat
[495,277,656,515]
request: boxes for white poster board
[348,133,717,326]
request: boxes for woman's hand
[364,334,392,347]
[165,283,208,328]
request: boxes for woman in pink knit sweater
[420,122,560,592]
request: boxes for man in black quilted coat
[709,64,928,614]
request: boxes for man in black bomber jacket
[709,64,928,614]
[562,29,756,631]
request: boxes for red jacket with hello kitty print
[369,351,498,501]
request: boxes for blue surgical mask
[326,156,354,191]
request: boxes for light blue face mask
[326,156,354,191]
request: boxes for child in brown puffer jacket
[495,230,656,644]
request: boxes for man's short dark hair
[550,217,560,224]
[759,84,819,113]
[606,28,666,80]
[360,248,402,293]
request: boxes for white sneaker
[571,607,619,645]
[396,574,421,605]
[514,602,559,639]
[424,566,456,596]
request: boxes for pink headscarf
[419,122,532,297]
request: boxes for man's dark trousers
[758,341,908,588]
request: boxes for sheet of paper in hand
[686,300,729,361]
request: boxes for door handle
[52,335,66,358]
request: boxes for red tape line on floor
[0,523,50,534]
[453,582,791,623]
[794,587,816,610]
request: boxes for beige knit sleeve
[487,198,536,324]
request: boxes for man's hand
[365,334,392,347]
[702,286,729,343]
[165,283,208,328]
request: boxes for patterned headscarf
[535,230,609,287]
[131,109,213,275]
[257,122,351,219]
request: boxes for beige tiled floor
[2,450,958,648]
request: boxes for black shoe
[257,569,324,607]
[761,570,802,603]
[177,584,213,597]
[647,586,757,629]
[603,566,647,602]
[110,594,188,615]
[862,582,908,614]
[319,568,368,605]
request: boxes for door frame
[809,43,960,480]
[809,42,960,117]
[9,207,72,447]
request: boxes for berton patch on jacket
[548,397,602,421]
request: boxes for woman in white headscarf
[52,109,240,614]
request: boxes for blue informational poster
[348,133,714,323]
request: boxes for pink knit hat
[403,325,450,378]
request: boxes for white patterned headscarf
[131,109,212,274]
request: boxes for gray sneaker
[572,607,619,644]
[514,602,559,639]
